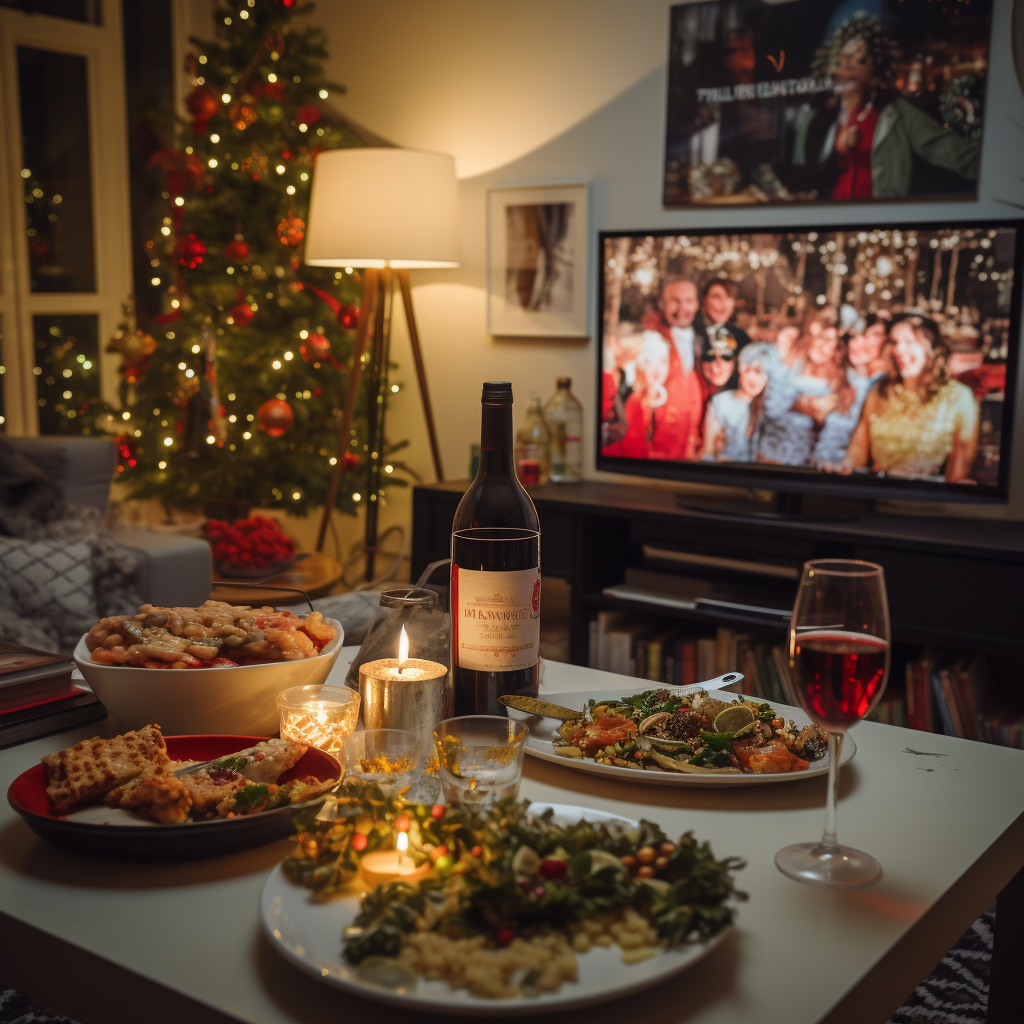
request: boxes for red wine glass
[775,559,890,888]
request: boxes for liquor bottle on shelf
[544,377,583,482]
[514,396,550,486]
[451,381,541,717]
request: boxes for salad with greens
[554,687,828,775]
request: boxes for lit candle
[360,831,433,888]
[358,630,450,756]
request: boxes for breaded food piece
[42,725,168,814]
[236,738,308,783]
[104,763,192,825]
[178,766,247,814]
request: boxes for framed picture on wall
[663,0,994,208]
[487,183,589,337]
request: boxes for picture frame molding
[487,182,590,339]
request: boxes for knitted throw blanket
[0,505,139,656]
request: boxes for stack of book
[0,641,104,748]
[587,613,800,707]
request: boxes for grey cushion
[6,436,115,512]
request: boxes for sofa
[6,436,212,607]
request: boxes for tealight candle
[277,684,360,755]
[360,832,433,888]
[359,626,451,756]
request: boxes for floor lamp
[305,148,460,579]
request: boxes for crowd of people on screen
[601,276,980,484]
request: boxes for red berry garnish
[350,833,367,852]
[538,858,567,879]
[394,815,411,832]
[495,927,516,947]
[430,804,445,819]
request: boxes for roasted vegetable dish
[85,600,336,668]
[283,780,744,998]
[554,688,828,775]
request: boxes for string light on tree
[89,0,406,517]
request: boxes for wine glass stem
[820,731,845,851]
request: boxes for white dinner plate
[521,688,856,786]
[260,803,731,1015]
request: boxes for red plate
[7,735,341,860]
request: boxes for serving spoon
[498,672,745,721]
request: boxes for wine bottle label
[453,566,541,672]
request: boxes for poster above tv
[597,221,1021,503]
[663,0,994,207]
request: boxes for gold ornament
[241,149,268,180]
[230,98,257,131]
[106,327,157,381]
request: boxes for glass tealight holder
[277,684,360,756]
[344,729,421,794]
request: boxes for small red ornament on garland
[224,234,249,262]
[340,304,359,329]
[176,233,206,269]
[186,85,219,121]
[230,295,255,327]
[276,214,305,247]
[257,398,294,437]
[299,333,331,362]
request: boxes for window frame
[0,0,131,434]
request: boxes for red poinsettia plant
[204,515,296,570]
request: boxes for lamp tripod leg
[363,267,393,581]
[397,270,445,482]
[315,268,380,554]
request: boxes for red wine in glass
[776,559,890,889]
[793,630,889,730]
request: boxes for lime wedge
[713,704,756,735]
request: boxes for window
[0,0,130,435]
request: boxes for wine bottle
[451,382,541,716]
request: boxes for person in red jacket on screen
[640,276,708,460]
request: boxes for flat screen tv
[596,220,1021,503]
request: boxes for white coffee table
[2,649,1022,1024]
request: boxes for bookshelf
[412,480,1024,747]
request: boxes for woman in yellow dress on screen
[843,314,979,483]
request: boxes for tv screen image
[597,222,1021,502]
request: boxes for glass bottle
[543,377,583,482]
[450,382,541,716]
[514,396,550,486]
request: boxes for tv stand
[675,489,870,522]
[412,479,1024,666]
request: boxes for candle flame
[315,700,328,726]
[398,625,409,673]
[396,831,409,853]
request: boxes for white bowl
[73,619,344,735]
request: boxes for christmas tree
[107,0,405,520]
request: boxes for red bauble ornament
[299,333,331,362]
[230,301,255,327]
[186,85,219,121]
[296,105,321,126]
[342,451,360,471]
[175,233,206,269]
[339,304,360,329]
[255,80,286,102]
[276,215,305,247]
[257,398,294,437]
[225,235,249,262]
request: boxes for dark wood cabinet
[412,480,1024,665]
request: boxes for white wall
[312,0,1024,528]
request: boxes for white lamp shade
[305,148,460,269]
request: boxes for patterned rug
[0,904,996,1023]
